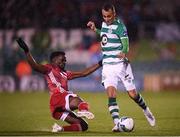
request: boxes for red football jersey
[43,64,73,95]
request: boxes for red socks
[63,124,82,131]
[78,102,89,111]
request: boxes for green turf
[0,91,180,136]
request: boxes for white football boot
[112,123,123,132]
[143,107,156,126]
[112,124,120,132]
[52,123,63,132]
[77,110,95,120]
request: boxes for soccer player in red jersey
[16,38,102,132]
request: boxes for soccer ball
[118,116,134,132]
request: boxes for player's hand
[16,38,29,53]
[117,52,126,59]
[87,21,96,32]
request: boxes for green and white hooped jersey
[100,18,128,64]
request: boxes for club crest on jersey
[101,34,108,46]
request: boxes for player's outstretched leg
[77,102,94,119]
[52,111,88,132]
[69,96,94,119]
[128,89,155,126]
[143,107,155,126]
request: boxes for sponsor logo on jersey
[101,34,108,46]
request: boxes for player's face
[102,9,116,25]
[53,55,66,70]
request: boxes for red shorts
[49,91,77,120]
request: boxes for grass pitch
[0,91,180,136]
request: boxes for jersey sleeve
[116,21,129,53]
[66,71,73,80]
[116,21,128,37]
[95,28,101,35]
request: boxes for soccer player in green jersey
[87,3,155,132]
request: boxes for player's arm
[121,37,129,54]
[16,38,48,74]
[87,21,100,35]
[70,60,102,79]
[117,36,129,58]
[116,25,129,59]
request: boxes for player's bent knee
[52,112,62,120]
[52,107,64,120]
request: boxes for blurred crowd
[0,0,180,79]
[1,0,180,41]
[0,0,180,28]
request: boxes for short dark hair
[102,2,115,12]
[50,51,65,62]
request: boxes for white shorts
[102,62,136,91]
[60,93,78,121]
